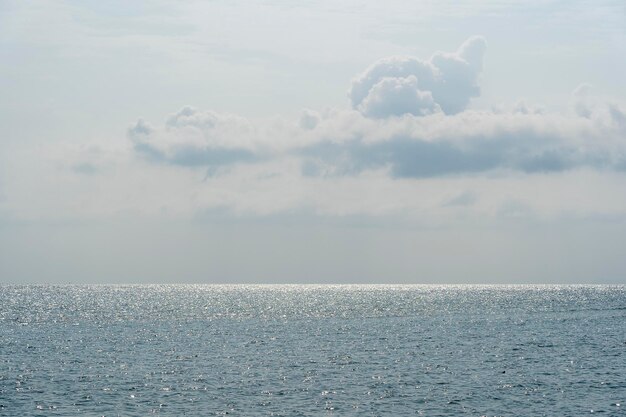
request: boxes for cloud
[126,38,626,181]
[298,107,626,178]
[571,83,594,118]
[72,163,99,175]
[299,109,321,130]
[443,191,477,207]
[570,84,626,132]
[349,36,486,116]
[129,102,626,180]
[512,100,545,115]
[609,104,626,131]
[128,118,154,136]
[128,106,261,168]
[357,75,440,118]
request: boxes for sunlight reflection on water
[1,285,624,415]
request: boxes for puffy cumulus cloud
[6,102,626,224]
[349,36,486,117]
[358,75,440,118]
[123,41,626,184]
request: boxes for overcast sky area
[1,0,626,284]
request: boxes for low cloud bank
[129,107,626,178]
[128,37,626,178]
[129,107,263,168]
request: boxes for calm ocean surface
[0,285,624,416]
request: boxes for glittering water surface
[1,285,624,416]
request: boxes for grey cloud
[169,147,257,167]
[134,141,258,168]
[349,36,486,117]
[299,109,321,130]
[72,163,99,175]
[128,107,261,168]
[132,141,168,163]
[300,138,498,178]
[609,104,626,130]
[129,97,626,179]
[299,128,620,179]
[128,118,154,136]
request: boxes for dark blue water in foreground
[0,285,624,416]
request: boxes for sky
[1,0,626,284]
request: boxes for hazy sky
[1,0,626,283]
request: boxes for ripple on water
[0,284,624,415]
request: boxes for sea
[0,284,624,416]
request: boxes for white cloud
[3,4,626,283]
[357,75,440,118]
[3,116,626,227]
[129,106,261,168]
[349,36,486,116]
[127,94,626,180]
[4,35,626,225]
[299,108,626,178]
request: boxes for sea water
[0,285,624,416]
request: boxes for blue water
[1,285,624,416]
